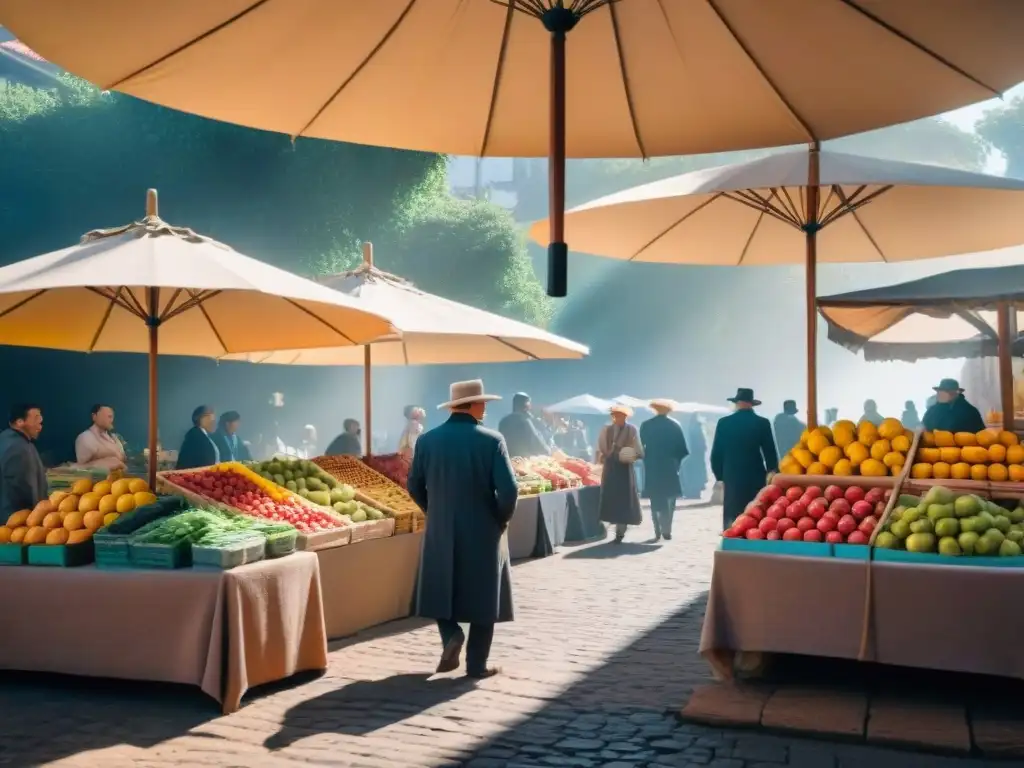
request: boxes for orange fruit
[62,511,85,531]
[792,448,814,469]
[1007,444,1024,465]
[806,462,829,476]
[91,480,112,496]
[9,526,28,543]
[891,435,911,453]
[860,458,888,477]
[110,479,132,497]
[832,459,854,476]
[78,492,102,513]
[1000,431,1021,447]
[977,430,999,448]
[844,442,869,467]
[42,512,62,529]
[971,464,990,482]
[932,462,952,479]
[818,446,843,468]
[954,432,978,447]
[950,462,971,480]
[58,495,79,514]
[102,512,120,527]
[133,491,157,508]
[922,431,937,447]
[115,495,136,514]
[70,479,93,496]
[870,439,891,462]
[961,446,988,464]
[1010,464,1024,482]
[933,431,956,448]
[24,526,47,544]
[45,528,68,545]
[989,463,1010,482]
[67,529,92,545]
[98,495,118,515]
[939,447,961,464]
[83,510,105,531]
[48,490,69,506]
[989,444,1008,464]
[917,447,942,464]
[883,451,906,469]
[0,526,10,543]
[127,478,150,494]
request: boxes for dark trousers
[437,619,495,674]
[650,497,676,538]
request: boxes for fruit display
[875,485,1024,558]
[312,454,422,534]
[909,428,1024,482]
[557,457,601,486]
[525,456,585,490]
[362,453,411,489]
[779,418,912,477]
[0,474,156,546]
[162,463,347,535]
[723,482,889,545]
[511,460,550,496]
[243,458,386,522]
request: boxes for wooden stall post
[804,143,821,428]
[145,189,161,489]
[998,301,1016,432]
[362,242,374,457]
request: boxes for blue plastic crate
[0,543,26,565]
[833,543,871,560]
[872,547,1024,568]
[720,537,833,558]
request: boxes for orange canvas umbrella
[3,1,1024,297]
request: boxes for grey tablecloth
[565,486,604,543]
[700,550,1024,681]
[507,490,572,559]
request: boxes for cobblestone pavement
[3,503,1023,767]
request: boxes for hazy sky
[940,83,1024,172]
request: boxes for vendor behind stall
[922,379,985,434]
[0,403,48,520]
[74,403,126,470]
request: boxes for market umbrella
[545,394,614,415]
[530,149,1024,426]
[0,190,395,485]
[675,402,731,416]
[612,395,651,413]
[223,243,588,453]
[818,264,1024,429]
[5,3,1024,298]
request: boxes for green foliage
[0,76,551,326]
[977,96,1024,178]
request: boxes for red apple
[766,530,781,540]
[782,527,803,541]
[746,505,764,521]
[851,500,873,520]
[846,530,869,545]
[802,485,823,500]
[829,498,851,516]
[845,486,865,503]
[787,501,806,519]
[759,485,782,504]
[807,499,828,520]
[745,501,765,516]
[803,529,823,542]
[776,517,795,533]
[859,516,878,536]
[733,514,756,533]
[884,489,892,501]
[837,514,857,536]
[817,516,837,533]
[875,501,886,517]
[766,503,786,520]
[786,486,805,502]
[823,510,840,523]
[824,485,844,502]
[826,530,844,544]
[745,528,764,539]
[796,516,816,533]
[864,487,884,505]
[758,517,778,534]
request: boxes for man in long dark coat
[407,379,519,679]
[922,378,986,433]
[772,399,805,459]
[710,388,779,530]
[498,393,551,459]
[639,399,688,541]
[680,415,708,500]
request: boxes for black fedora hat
[728,388,761,406]
[933,378,964,393]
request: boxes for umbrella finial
[362,241,374,266]
[146,189,158,218]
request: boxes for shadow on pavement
[265,673,476,749]
[562,541,663,559]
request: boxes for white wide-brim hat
[609,404,634,418]
[438,379,502,410]
[649,398,677,412]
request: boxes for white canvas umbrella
[0,190,395,484]
[531,149,1024,426]
[674,402,731,416]
[612,395,651,413]
[545,394,614,415]
[224,244,589,453]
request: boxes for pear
[938,536,962,556]
[910,518,934,535]
[890,519,911,540]
[958,531,980,555]
[874,531,899,549]
[934,518,959,538]
[922,486,954,505]
[1011,507,1024,523]
[953,494,982,518]
[994,515,1013,533]
[905,533,937,553]
[1000,539,1023,557]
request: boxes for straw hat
[609,403,633,418]
[438,379,502,409]
[649,398,677,413]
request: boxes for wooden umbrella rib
[104,0,272,90]
[491,336,540,360]
[281,298,358,345]
[836,0,1001,98]
[704,0,815,141]
[87,286,123,352]
[85,286,146,319]
[195,297,230,355]
[0,289,48,320]
[160,287,184,318]
[775,186,804,227]
[723,190,802,229]
[735,208,766,266]
[160,289,222,322]
[478,0,516,157]
[292,0,420,140]
[628,192,725,261]
[829,186,893,261]
[608,1,646,159]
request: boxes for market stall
[700,417,1024,684]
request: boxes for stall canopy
[6,3,1024,297]
[545,394,614,416]
[0,190,395,484]
[531,149,1024,426]
[818,263,1024,429]
[612,395,652,412]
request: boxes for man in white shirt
[75,403,126,470]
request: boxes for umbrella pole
[362,242,374,457]
[998,301,1015,432]
[145,189,161,489]
[545,17,571,298]
[804,144,821,429]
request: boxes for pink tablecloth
[0,551,328,712]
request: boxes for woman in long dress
[596,404,644,543]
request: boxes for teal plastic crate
[93,533,131,569]
[27,541,94,567]
[0,543,26,565]
[720,537,833,558]
[873,547,1024,568]
[833,543,871,560]
[129,540,192,569]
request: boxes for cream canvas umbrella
[530,149,1024,426]
[223,243,588,453]
[0,190,395,484]
[4,2,1024,298]
[545,394,614,415]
